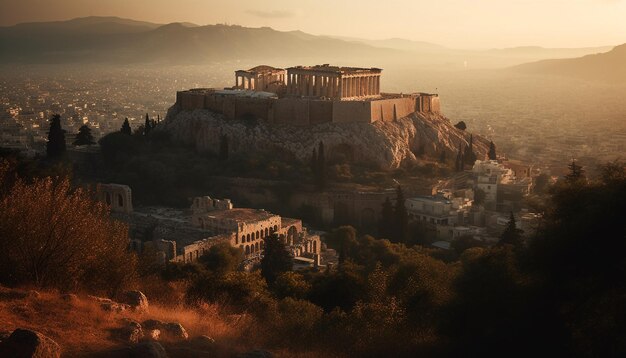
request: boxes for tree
[533,173,550,194]
[393,185,409,243]
[120,118,132,135]
[199,242,242,275]
[261,234,293,285]
[499,212,523,246]
[310,147,317,175]
[474,188,486,206]
[0,167,136,294]
[465,134,477,166]
[488,141,497,160]
[73,124,95,146]
[455,143,465,172]
[46,114,66,158]
[316,141,327,189]
[219,134,229,161]
[439,150,447,164]
[379,197,395,240]
[565,159,585,183]
[144,113,152,135]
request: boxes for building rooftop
[204,208,278,223]
[407,195,452,204]
[236,65,285,74]
[214,89,277,98]
[287,64,382,75]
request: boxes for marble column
[338,77,343,98]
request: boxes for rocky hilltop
[162,106,489,170]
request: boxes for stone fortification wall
[176,90,440,125]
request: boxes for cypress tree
[144,113,151,134]
[499,212,523,246]
[73,124,95,146]
[439,149,447,164]
[120,118,132,135]
[393,185,409,243]
[488,141,497,160]
[310,147,318,176]
[317,141,326,189]
[465,134,477,166]
[46,114,66,158]
[379,197,395,240]
[565,159,585,183]
[261,234,293,285]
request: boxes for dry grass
[0,286,249,357]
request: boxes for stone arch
[313,240,317,254]
[245,245,250,255]
[240,235,244,245]
[256,231,260,240]
[117,194,124,207]
[265,228,269,237]
[255,242,259,252]
[246,234,251,242]
[286,226,297,246]
[273,225,278,232]
[260,240,265,249]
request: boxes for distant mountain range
[0,16,617,70]
[512,44,626,83]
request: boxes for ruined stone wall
[309,100,334,124]
[174,234,234,263]
[371,97,418,122]
[97,184,133,214]
[332,101,373,123]
[272,98,311,125]
[176,91,440,125]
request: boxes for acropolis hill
[163,64,488,169]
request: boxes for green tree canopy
[73,124,95,146]
[120,118,132,135]
[261,234,293,285]
[46,114,66,158]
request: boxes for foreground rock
[118,320,144,344]
[88,295,131,313]
[163,107,490,170]
[122,291,149,312]
[0,329,61,358]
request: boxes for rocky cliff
[162,106,490,170]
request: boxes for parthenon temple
[235,64,382,100]
[235,65,287,93]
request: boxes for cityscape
[0,1,624,357]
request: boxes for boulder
[122,291,149,311]
[145,329,160,342]
[0,328,61,358]
[130,342,168,358]
[192,335,215,348]
[88,295,130,313]
[142,319,164,331]
[118,320,144,344]
[162,323,188,341]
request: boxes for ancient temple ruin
[285,65,382,100]
[176,63,440,125]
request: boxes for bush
[0,163,137,295]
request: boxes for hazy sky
[1,0,625,48]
